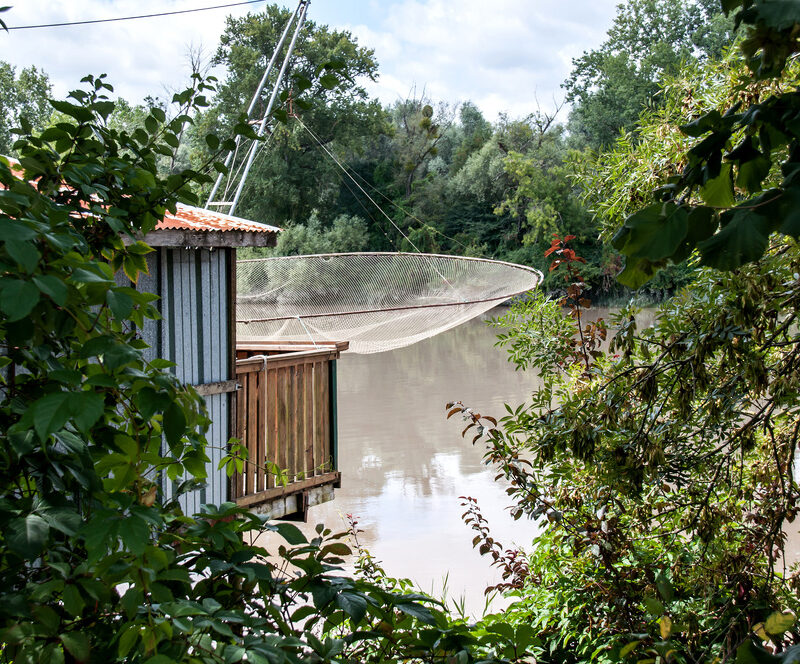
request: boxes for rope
[295,316,320,348]
[6,0,265,30]
[291,113,485,257]
[292,114,458,292]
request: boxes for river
[299,306,541,615]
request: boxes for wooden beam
[235,349,339,372]
[237,340,350,353]
[234,471,341,508]
[127,229,277,248]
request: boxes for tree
[564,0,735,149]
[0,61,51,155]
[201,4,387,226]
[448,102,493,174]
[239,211,370,258]
[608,1,800,288]
[457,236,800,664]
[385,95,454,198]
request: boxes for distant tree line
[0,0,736,300]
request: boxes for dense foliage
[463,239,800,663]
[563,0,734,150]
[5,1,800,663]
[450,4,800,664]
[609,0,800,287]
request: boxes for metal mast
[205,0,310,215]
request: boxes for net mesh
[237,252,543,354]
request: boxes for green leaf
[69,392,105,434]
[4,239,40,273]
[620,641,640,658]
[120,515,150,555]
[144,654,176,664]
[293,74,312,92]
[744,1,800,30]
[102,343,140,369]
[322,542,351,556]
[736,155,771,193]
[643,597,664,616]
[335,592,367,624]
[136,387,162,420]
[777,188,800,238]
[7,513,49,558]
[145,115,159,135]
[656,573,674,602]
[700,163,736,208]
[106,289,134,319]
[613,203,688,261]
[50,99,93,123]
[617,257,659,289]
[33,392,72,441]
[0,218,36,242]
[319,74,339,89]
[40,507,81,536]
[81,335,116,358]
[60,632,90,661]
[62,583,85,617]
[764,611,795,636]
[33,275,68,305]
[396,602,436,625]
[164,133,180,149]
[70,268,113,284]
[488,621,515,640]
[680,110,721,137]
[205,133,220,151]
[737,640,781,664]
[686,206,718,244]
[163,401,187,448]
[698,208,770,270]
[117,626,139,658]
[274,522,307,545]
[0,278,39,321]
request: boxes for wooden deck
[232,341,347,519]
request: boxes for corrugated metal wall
[135,248,233,513]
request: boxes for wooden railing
[232,342,346,509]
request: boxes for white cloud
[1,0,618,121]
[337,0,617,120]
[3,0,272,102]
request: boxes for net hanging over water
[236,252,543,354]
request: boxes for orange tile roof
[159,204,280,234]
[1,157,279,237]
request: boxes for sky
[1,0,620,122]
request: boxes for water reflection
[307,307,541,614]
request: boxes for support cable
[205,0,306,209]
[292,114,458,291]
[228,0,310,215]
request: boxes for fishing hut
[128,204,345,520]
